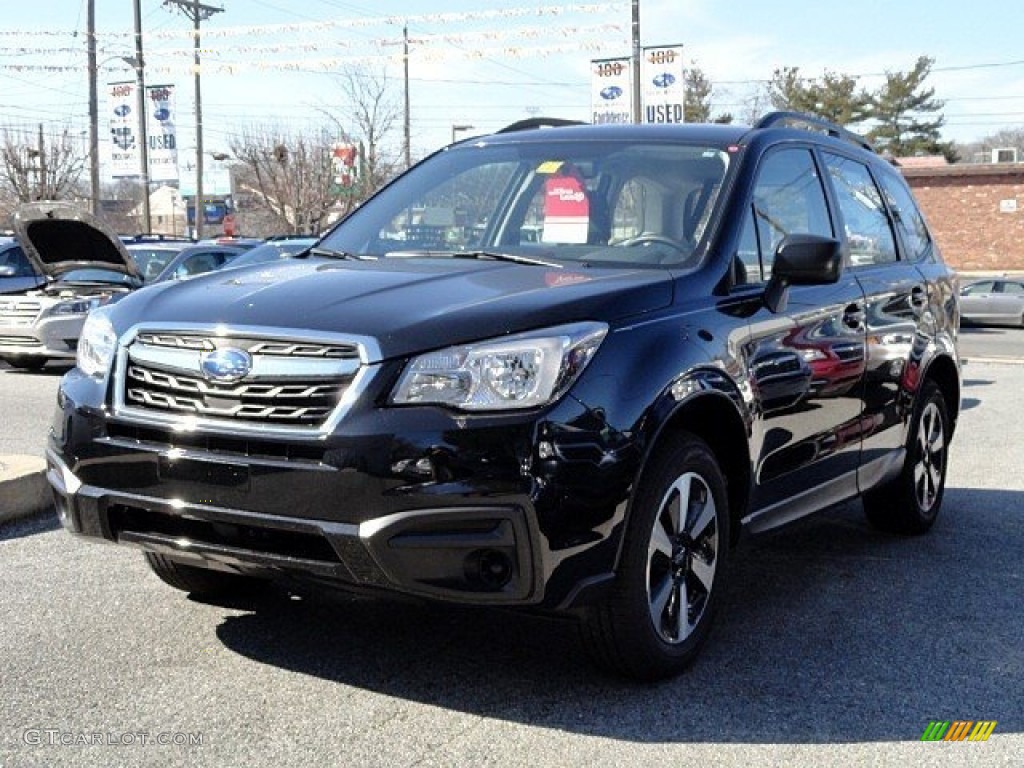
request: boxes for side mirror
[0,265,16,277]
[765,234,843,313]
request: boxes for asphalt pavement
[1,359,1022,767]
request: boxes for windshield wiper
[450,250,565,269]
[306,247,374,261]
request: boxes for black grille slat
[125,362,347,425]
[119,331,363,430]
[105,422,325,462]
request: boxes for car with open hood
[0,201,140,370]
[46,114,961,680]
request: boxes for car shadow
[0,509,60,541]
[212,487,1023,744]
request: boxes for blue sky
[2,0,1023,172]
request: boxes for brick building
[900,160,1024,272]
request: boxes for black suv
[47,113,960,680]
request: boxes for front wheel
[864,380,950,534]
[580,433,729,680]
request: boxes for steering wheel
[618,233,689,256]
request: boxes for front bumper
[47,368,636,610]
[0,314,85,360]
[47,446,539,603]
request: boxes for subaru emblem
[200,348,252,383]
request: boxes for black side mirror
[765,234,843,313]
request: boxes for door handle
[843,303,865,329]
[910,284,928,309]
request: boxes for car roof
[474,122,750,148]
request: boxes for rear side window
[738,148,832,283]
[822,153,897,267]
[875,171,932,261]
[962,281,993,294]
[1001,281,1024,295]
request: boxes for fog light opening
[464,548,513,590]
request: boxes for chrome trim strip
[111,321,383,438]
[128,340,361,378]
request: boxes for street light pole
[164,0,224,239]
[451,124,475,144]
[87,0,100,216]
[132,0,152,233]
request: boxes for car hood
[13,201,140,280]
[113,257,676,361]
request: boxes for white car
[0,202,141,370]
[959,278,1024,327]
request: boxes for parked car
[0,202,141,370]
[959,278,1024,327]
[125,242,193,282]
[195,236,264,250]
[46,113,961,679]
[222,237,317,270]
[148,243,248,283]
[0,237,45,295]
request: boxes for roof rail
[497,117,586,134]
[754,111,874,153]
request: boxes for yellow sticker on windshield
[536,160,565,174]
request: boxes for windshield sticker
[536,160,565,175]
[541,166,589,244]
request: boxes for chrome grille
[116,329,367,432]
[0,335,41,347]
[0,300,42,326]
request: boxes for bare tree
[0,125,85,204]
[229,126,340,235]
[321,65,401,194]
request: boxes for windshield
[319,140,732,268]
[128,247,186,281]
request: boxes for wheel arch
[923,353,960,436]
[636,375,752,547]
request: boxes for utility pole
[87,0,100,215]
[133,0,152,232]
[37,124,47,199]
[403,25,411,169]
[164,0,224,239]
[631,0,641,124]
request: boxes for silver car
[0,202,141,370]
[959,278,1024,327]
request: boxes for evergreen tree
[684,62,732,124]
[868,56,957,161]
[767,67,871,125]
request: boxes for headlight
[392,321,607,411]
[77,306,118,377]
[50,297,106,316]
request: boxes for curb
[963,356,1024,366]
[0,455,52,525]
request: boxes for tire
[144,552,261,596]
[863,380,949,535]
[580,433,729,681]
[2,357,47,371]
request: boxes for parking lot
[1,332,1021,767]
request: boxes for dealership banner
[641,44,685,124]
[146,84,179,183]
[590,57,633,124]
[107,81,140,178]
